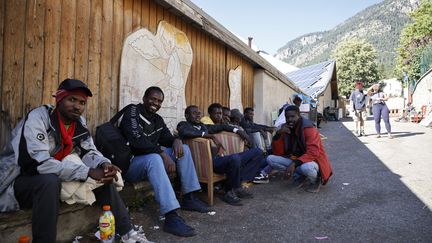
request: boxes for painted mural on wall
[119,21,193,131]
[228,66,243,111]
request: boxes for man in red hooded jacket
[263,105,333,192]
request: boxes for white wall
[317,83,333,113]
[253,69,297,125]
[413,70,432,111]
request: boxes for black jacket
[177,121,236,139]
[119,104,174,155]
[240,118,270,134]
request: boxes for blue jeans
[266,155,319,182]
[124,145,201,214]
[372,103,391,134]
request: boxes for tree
[396,0,432,82]
[332,38,380,97]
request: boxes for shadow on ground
[82,121,432,243]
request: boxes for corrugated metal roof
[286,60,335,99]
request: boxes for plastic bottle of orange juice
[99,205,115,242]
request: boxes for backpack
[95,104,135,172]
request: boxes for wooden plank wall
[0,0,255,134]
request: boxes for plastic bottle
[99,205,115,243]
[18,235,31,243]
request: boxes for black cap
[58,78,93,97]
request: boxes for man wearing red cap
[0,79,151,243]
[349,81,368,137]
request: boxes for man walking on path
[350,81,367,136]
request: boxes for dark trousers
[238,148,266,182]
[372,103,391,134]
[213,148,266,190]
[213,154,241,191]
[14,174,132,243]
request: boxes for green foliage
[332,39,380,97]
[278,0,417,79]
[396,0,432,81]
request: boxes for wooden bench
[183,132,244,205]
[0,181,155,242]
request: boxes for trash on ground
[150,225,160,230]
[94,230,101,240]
[315,236,329,240]
[159,216,165,221]
[342,183,350,186]
[72,236,83,243]
[208,211,216,215]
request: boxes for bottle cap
[18,236,31,243]
[102,205,111,211]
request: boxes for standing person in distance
[367,83,392,138]
[349,81,368,136]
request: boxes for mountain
[274,0,420,78]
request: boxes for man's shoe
[287,177,306,189]
[181,197,212,213]
[121,229,153,243]
[234,187,254,199]
[253,173,269,184]
[163,215,196,237]
[360,130,366,136]
[305,179,321,193]
[221,190,242,206]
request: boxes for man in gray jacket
[0,79,151,243]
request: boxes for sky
[190,0,384,55]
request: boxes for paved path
[84,117,432,242]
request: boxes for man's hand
[88,168,106,182]
[284,163,296,180]
[88,163,121,184]
[210,135,226,156]
[160,152,176,177]
[265,127,275,133]
[172,138,184,159]
[237,130,253,146]
[100,162,121,183]
[277,124,291,135]
[259,130,266,138]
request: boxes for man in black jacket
[119,87,209,237]
[241,107,275,151]
[177,105,266,206]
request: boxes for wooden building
[0,0,300,145]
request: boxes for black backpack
[95,104,135,172]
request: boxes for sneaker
[253,173,269,184]
[376,134,381,138]
[234,187,254,199]
[287,176,306,189]
[221,189,242,206]
[163,214,196,237]
[304,179,321,193]
[121,229,153,243]
[360,130,366,136]
[181,197,212,213]
[388,133,393,139]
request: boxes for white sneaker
[121,229,153,243]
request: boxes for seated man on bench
[119,86,209,237]
[177,105,266,206]
[0,79,150,243]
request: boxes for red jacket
[272,119,333,185]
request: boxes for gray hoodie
[0,105,110,212]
